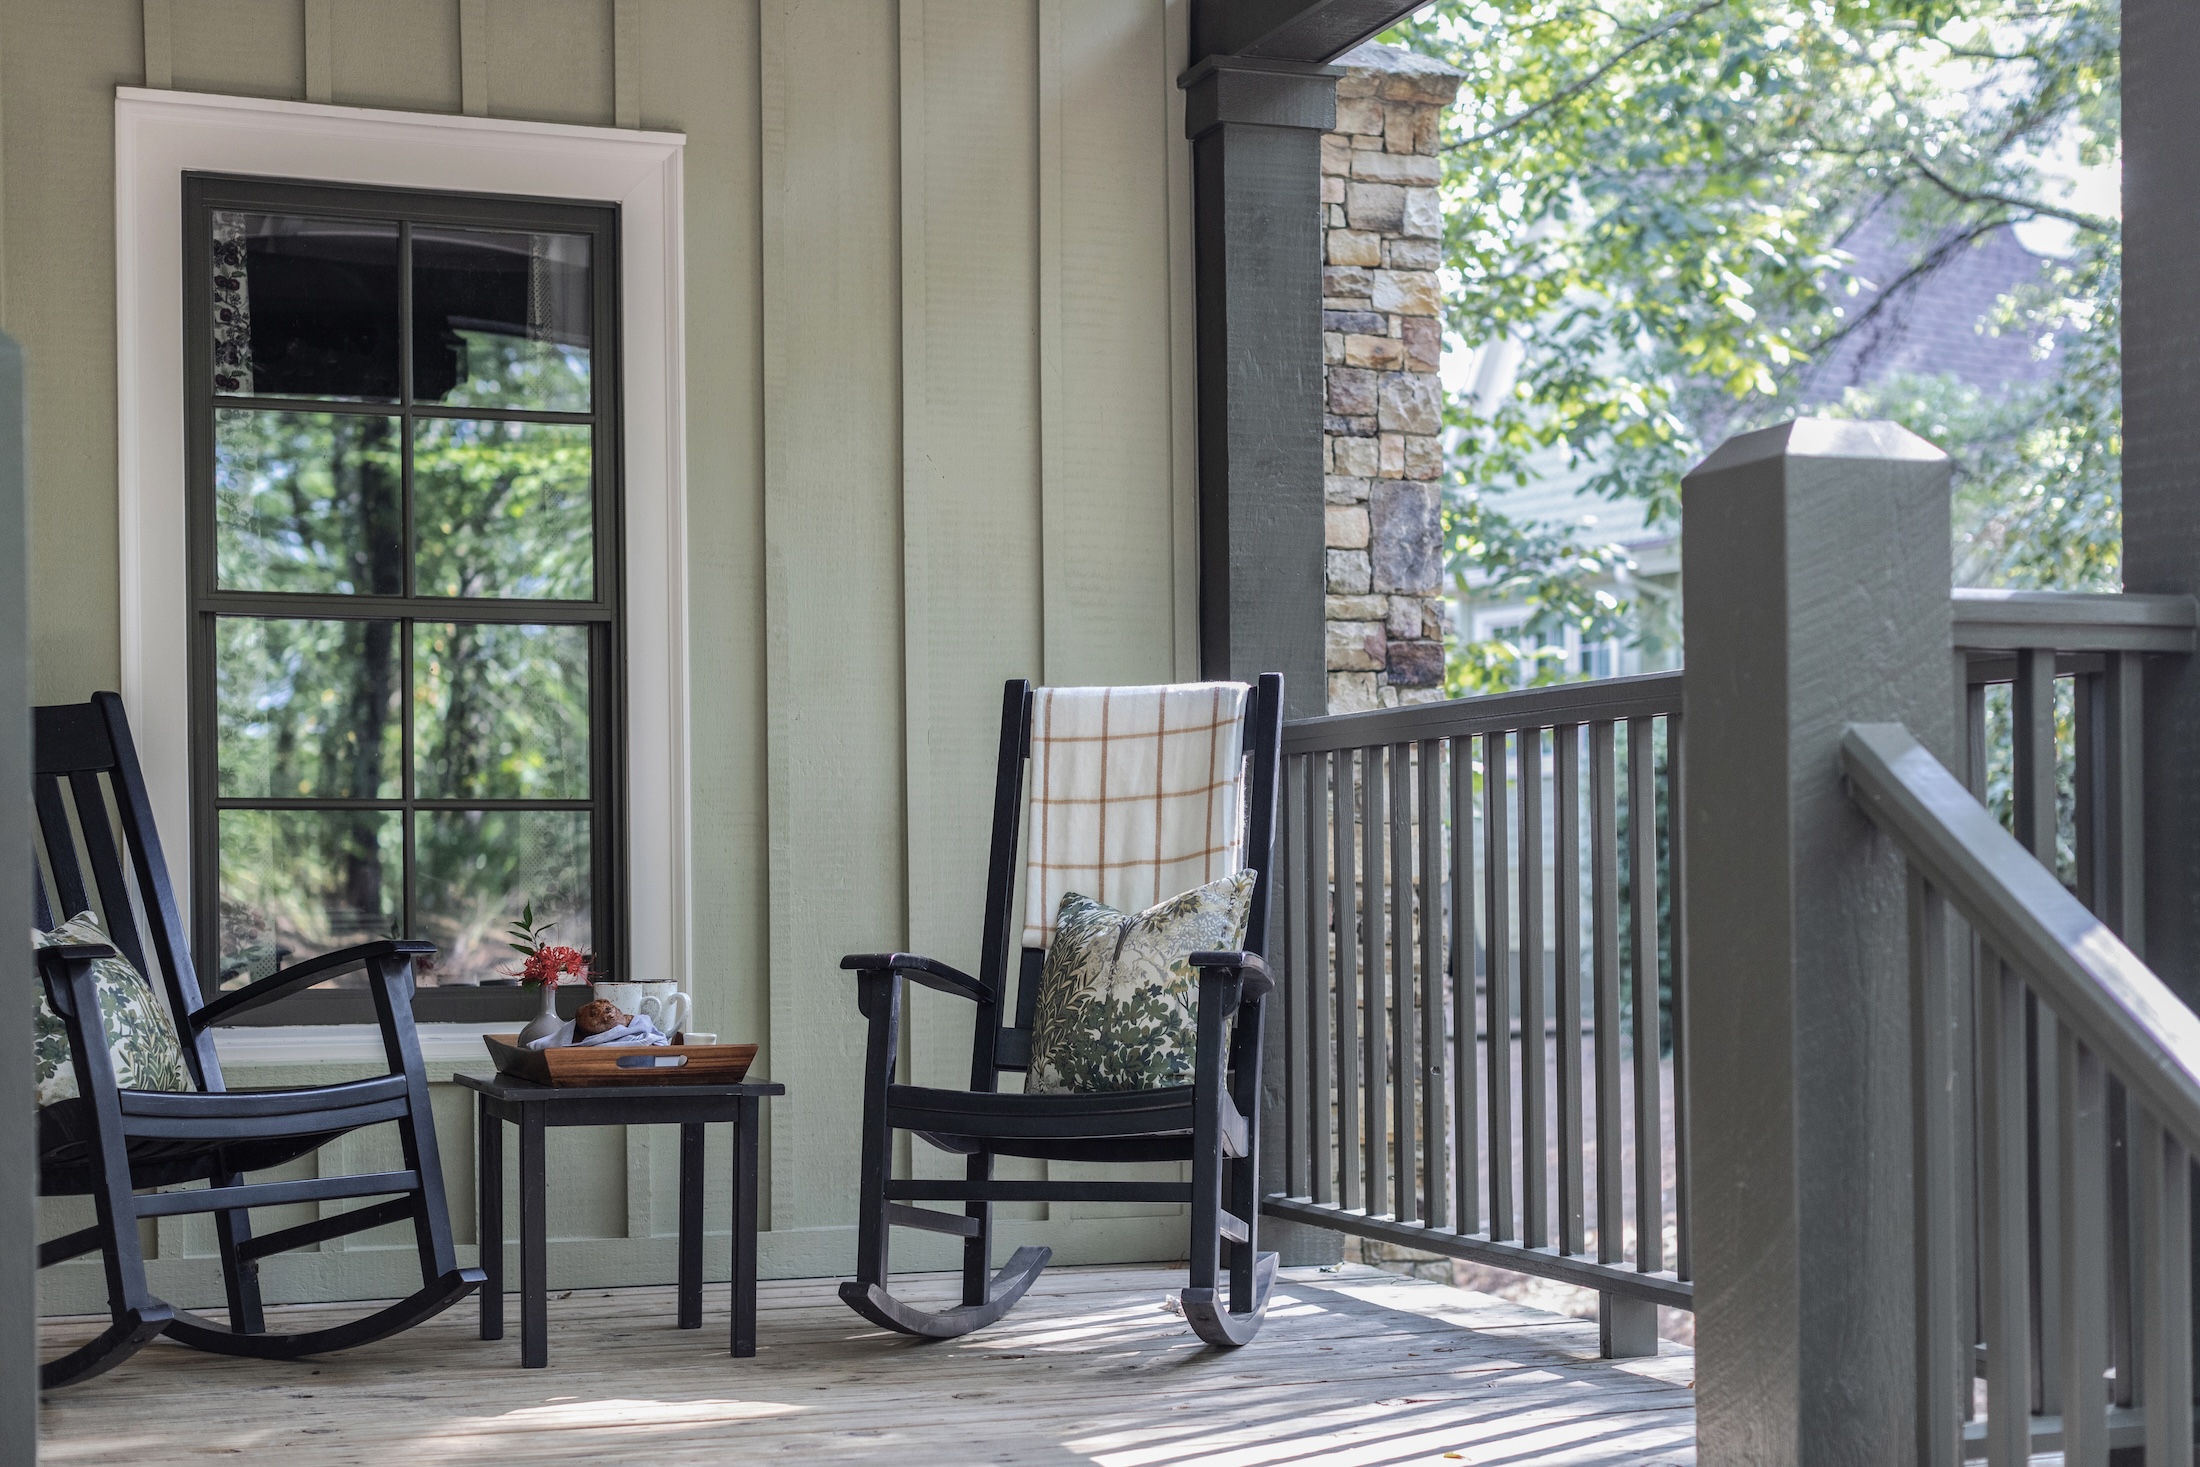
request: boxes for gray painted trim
[1842,722,2200,1150]
[1283,669,1682,752]
[1680,417,1950,1466]
[1951,588,2200,654]
[1182,57,1338,720]
[2122,0,2200,1005]
[1193,0,1432,65]
[0,334,35,1462]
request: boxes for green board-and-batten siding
[11,0,1200,1313]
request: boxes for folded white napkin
[525,1015,672,1051]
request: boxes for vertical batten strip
[613,0,642,127]
[1665,713,1690,1280]
[1519,726,1548,1249]
[2055,1028,2109,1467]
[1483,729,1515,1240]
[1554,723,1585,1257]
[1364,745,1390,1218]
[459,0,490,117]
[2139,1111,2194,1467]
[1590,720,1622,1264]
[1392,741,1417,1221]
[304,0,334,104]
[1452,735,1480,1234]
[1419,739,1448,1230]
[1980,956,2032,1467]
[1626,716,1662,1273]
[142,0,173,89]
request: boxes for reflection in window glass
[212,212,401,400]
[413,419,593,599]
[411,227,591,411]
[216,409,403,593]
[216,617,401,798]
[415,809,591,986]
[414,622,590,800]
[217,809,401,990]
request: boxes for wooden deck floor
[38,1264,1696,1466]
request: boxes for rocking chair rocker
[33,692,482,1387]
[840,674,1284,1348]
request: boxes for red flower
[515,944,594,987]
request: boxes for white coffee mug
[591,981,691,1041]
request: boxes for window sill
[211,1022,514,1068]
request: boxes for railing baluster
[2103,651,2144,950]
[1520,725,1548,1250]
[1452,733,1480,1236]
[1484,728,1515,1241]
[1392,740,1417,1222]
[1555,723,1586,1258]
[1591,720,1622,1266]
[2055,1026,2108,1467]
[1665,712,1690,1281]
[1910,870,1964,1467]
[1334,749,1361,1216]
[1980,953,2032,1467]
[1280,752,1302,1201]
[1627,715,1662,1274]
[1307,752,1333,1207]
[1419,738,1447,1232]
[1365,743,1389,1218]
[2139,1109,2194,1467]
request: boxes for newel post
[1681,420,1953,1466]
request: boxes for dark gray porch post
[2122,0,2200,1003]
[1182,55,1339,722]
[1682,420,1952,1466]
[0,333,36,1461]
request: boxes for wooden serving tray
[484,1034,758,1087]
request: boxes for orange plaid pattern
[1021,682,1250,949]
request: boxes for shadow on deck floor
[38,1263,1695,1466]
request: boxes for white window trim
[114,88,690,1061]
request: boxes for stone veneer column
[1319,43,1463,715]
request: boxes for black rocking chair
[33,692,481,1388]
[840,673,1284,1348]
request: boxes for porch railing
[1265,671,1689,1355]
[1845,720,2200,1466]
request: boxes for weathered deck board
[39,1264,1695,1465]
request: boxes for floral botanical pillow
[33,910,194,1106]
[1025,871,1256,1096]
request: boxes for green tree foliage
[1385,0,2121,684]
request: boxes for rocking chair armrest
[191,939,439,1031]
[33,943,118,1025]
[1188,951,1274,1002]
[839,952,994,1005]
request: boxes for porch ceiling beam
[1193,0,1432,66]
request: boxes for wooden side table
[456,1072,785,1367]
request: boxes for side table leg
[520,1108,548,1368]
[479,1096,503,1341]
[732,1097,760,1357]
[678,1123,704,1329]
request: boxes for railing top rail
[1281,669,1683,754]
[1951,586,2199,654]
[1841,721,2200,1145]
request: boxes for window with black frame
[184,175,624,1024]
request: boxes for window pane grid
[188,178,621,1011]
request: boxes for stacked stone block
[1321,43,1463,715]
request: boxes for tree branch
[1446,0,1727,149]
[1909,157,2116,234]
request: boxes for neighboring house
[1453,214,2063,681]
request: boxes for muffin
[574,998,629,1038]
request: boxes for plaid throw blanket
[1021,682,1251,949]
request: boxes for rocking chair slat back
[33,691,221,1092]
[980,675,1283,1076]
